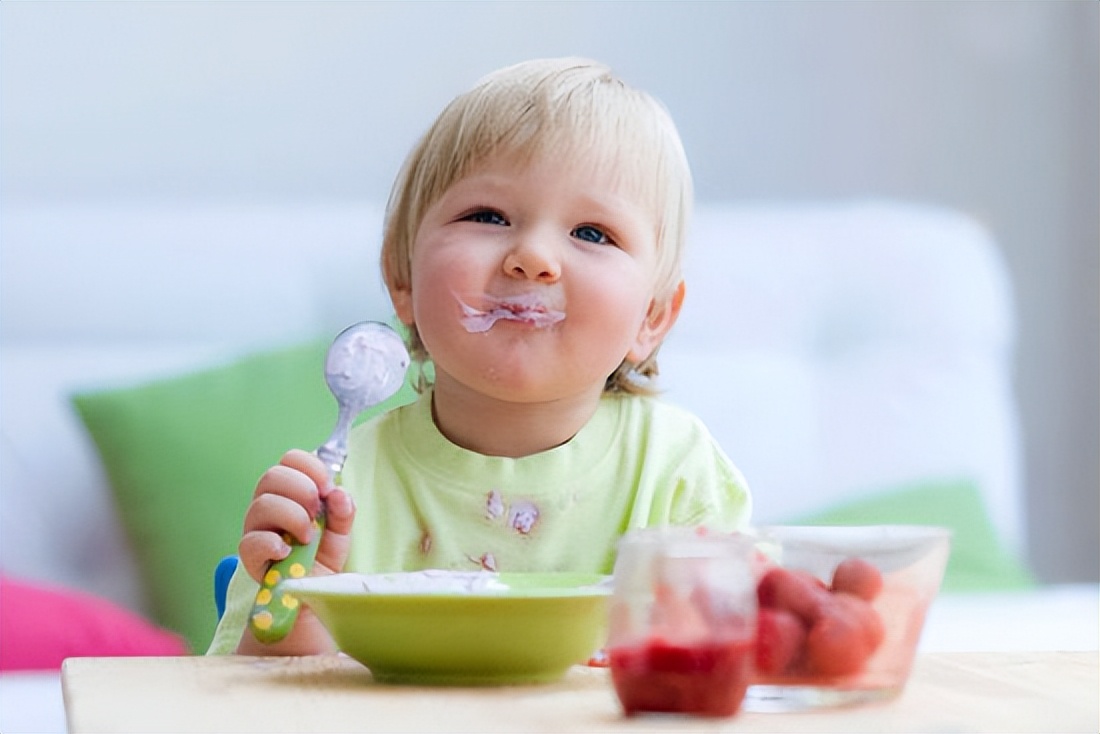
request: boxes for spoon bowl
[316,322,410,474]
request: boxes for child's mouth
[455,292,566,333]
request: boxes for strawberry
[804,608,869,677]
[830,557,884,601]
[831,591,885,653]
[754,608,806,674]
[756,567,831,624]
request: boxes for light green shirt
[208,391,750,654]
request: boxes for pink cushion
[0,574,189,671]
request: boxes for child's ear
[627,280,686,363]
[383,256,416,327]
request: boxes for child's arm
[234,449,356,656]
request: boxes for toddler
[210,57,751,656]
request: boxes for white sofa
[0,198,1024,605]
[2,199,1095,731]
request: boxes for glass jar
[607,527,757,717]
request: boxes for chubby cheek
[412,291,459,350]
[566,281,652,365]
[407,253,474,347]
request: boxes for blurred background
[2,1,1096,583]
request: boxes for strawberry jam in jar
[608,528,757,718]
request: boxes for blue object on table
[214,555,239,620]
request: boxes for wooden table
[62,651,1097,733]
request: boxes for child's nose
[502,237,561,282]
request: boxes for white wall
[2,1,1096,582]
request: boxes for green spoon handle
[248,505,326,644]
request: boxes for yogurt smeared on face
[456,292,565,333]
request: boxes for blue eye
[572,225,611,245]
[464,209,508,226]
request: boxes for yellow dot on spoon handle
[248,507,326,644]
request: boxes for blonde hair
[382,57,693,394]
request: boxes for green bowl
[280,571,611,686]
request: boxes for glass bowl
[745,524,951,711]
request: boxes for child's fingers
[241,453,352,581]
[275,449,332,491]
[238,530,292,583]
[315,488,355,574]
[323,488,355,535]
[242,491,316,545]
[253,465,326,519]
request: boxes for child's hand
[235,449,355,655]
[239,449,356,583]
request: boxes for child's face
[389,152,678,405]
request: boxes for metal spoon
[249,322,410,643]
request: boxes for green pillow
[72,339,418,653]
[784,478,1035,592]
